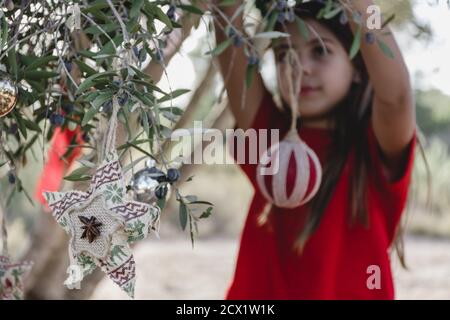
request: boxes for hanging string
[101,95,120,161]
[99,56,124,162]
[284,48,303,138]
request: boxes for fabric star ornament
[0,255,33,300]
[43,98,160,298]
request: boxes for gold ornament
[0,71,18,118]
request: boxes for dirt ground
[90,232,450,300]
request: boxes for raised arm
[205,0,266,130]
[347,0,416,181]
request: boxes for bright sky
[399,1,450,95]
[156,2,450,109]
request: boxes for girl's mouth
[300,86,319,96]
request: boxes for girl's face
[274,19,357,124]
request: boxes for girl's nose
[300,57,313,76]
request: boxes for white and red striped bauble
[255,47,322,225]
[256,130,322,208]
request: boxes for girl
[210,0,417,299]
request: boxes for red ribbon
[34,126,83,208]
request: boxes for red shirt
[225,90,416,300]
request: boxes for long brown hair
[268,0,416,266]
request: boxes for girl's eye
[312,46,330,58]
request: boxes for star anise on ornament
[79,216,103,243]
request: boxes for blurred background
[4,0,450,299]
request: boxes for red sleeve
[367,120,417,236]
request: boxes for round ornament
[0,71,18,118]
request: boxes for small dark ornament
[79,216,103,243]
[166,168,180,184]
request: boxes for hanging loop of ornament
[285,48,302,133]
[100,95,120,161]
